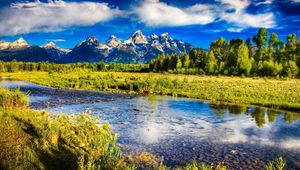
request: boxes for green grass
[0,87,131,170]
[2,71,300,111]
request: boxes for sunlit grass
[2,72,300,111]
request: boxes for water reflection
[1,79,300,169]
[210,103,300,127]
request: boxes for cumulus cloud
[218,0,250,10]
[134,0,216,26]
[219,0,276,29]
[221,12,275,28]
[135,0,276,31]
[0,0,278,35]
[0,0,121,36]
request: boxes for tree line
[0,60,149,73]
[149,28,300,78]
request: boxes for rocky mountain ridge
[0,31,194,63]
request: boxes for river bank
[1,71,300,111]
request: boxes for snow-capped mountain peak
[42,41,58,49]
[160,32,171,39]
[86,36,99,45]
[105,35,121,48]
[9,37,30,49]
[0,40,10,50]
[0,31,194,64]
[15,37,27,44]
[125,30,148,44]
[75,36,100,48]
[150,34,159,39]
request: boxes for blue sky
[0,0,299,49]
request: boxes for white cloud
[254,0,273,6]
[221,12,276,28]
[227,28,243,32]
[0,0,278,35]
[135,0,276,31]
[0,0,121,36]
[46,39,66,42]
[219,0,276,29]
[218,0,250,10]
[134,0,216,26]
[53,39,65,42]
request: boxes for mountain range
[0,31,194,64]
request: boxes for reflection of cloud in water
[3,80,299,153]
[129,97,300,152]
[280,138,300,150]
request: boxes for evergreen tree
[180,52,190,68]
[168,54,178,70]
[97,61,105,71]
[253,28,268,61]
[268,33,279,61]
[286,34,297,61]
[176,58,182,70]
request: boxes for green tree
[283,61,299,78]
[168,54,178,70]
[162,54,170,71]
[176,58,182,69]
[97,61,105,71]
[205,50,217,74]
[268,33,279,61]
[296,39,300,68]
[237,44,252,75]
[286,34,297,61]
[180,52,190,68]
[253,28,268,61]
[0,61,5,72]
[210,37,226,62]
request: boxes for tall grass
[265,157,286,170]
[0,87,28,108]
[2,72,300,111]
[0,87,131,169]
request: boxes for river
[1,79,299,169]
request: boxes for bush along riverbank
[2,71,300,111]
[0,87,288,170]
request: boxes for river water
[1,79,300,169]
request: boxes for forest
[149,28,300,78]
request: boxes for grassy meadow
[1,71,300,111]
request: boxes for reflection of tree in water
[209,103,300,128]
[147,96,158,110]
[267,110,280,123]
[284,112,300,124]
[209,104,248,116]
[209,104,226,116]
[251,108,266,128]
[227,105,248,115]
